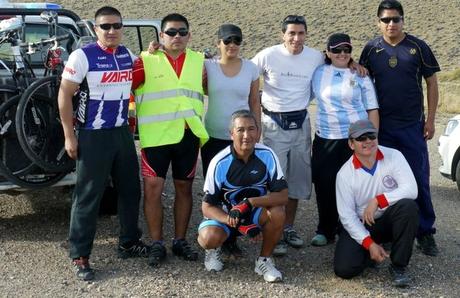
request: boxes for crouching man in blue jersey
[197,110,288,282]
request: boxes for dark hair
[377,0,404,17]
[281,15,307,33]
[229,110,258,131]
[95,6,122,21]
[161,13,189,31]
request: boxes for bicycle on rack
[0,12,75,188]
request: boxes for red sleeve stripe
[362,236,374,250]
[376,194,389,208]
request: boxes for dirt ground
[0,111,459,297]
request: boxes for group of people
[57,0,441,288]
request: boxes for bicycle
[0,13,73,187]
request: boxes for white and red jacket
[336,145,418,249]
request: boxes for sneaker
[254,257,283,282]
[273,239,288,256]
[417,234,439,256]
[311,234,328,246]
[204,248,224,272]
[118,240,150,259]
[389,264,411,288]
[148,242,167,267]
[222,237,243,258]
[72,257,95,281]
[172,239,198,261]
[284,228,304,248]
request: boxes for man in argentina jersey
[197,110,288,282]
[58,6,148,281]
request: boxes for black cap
[327,33,352,50]
[217,24,242,40]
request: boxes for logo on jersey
[101,70,132,83]
[64,66,76,75]
[410,48,417,55]
[382,175,398,190]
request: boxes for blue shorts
[198,207,263,238]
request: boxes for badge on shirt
[349,79,356,87]
[388,55,398,68]
[410,48,417,55]
[382,175,398,190]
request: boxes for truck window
[123,25,158,55]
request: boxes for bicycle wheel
[0,95,67,189]
[15,75,75,173]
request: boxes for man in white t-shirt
[251,15,323,255]
[334,119,419,287]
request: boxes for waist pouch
[262,106,307,130]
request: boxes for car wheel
[456,160,460,192]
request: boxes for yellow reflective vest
[134,49,209,148]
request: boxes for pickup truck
[0,3,160,191]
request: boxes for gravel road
[0,112,459,297]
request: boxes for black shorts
[141,129,199,179]
[200,137,232,178]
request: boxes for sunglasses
[283,15,306,24]
[96,23,123,30]
[222,36,242,46]
[164,28,189,37]
[330,46,352,54]
[379,16,403,24]
[354,133,377,142]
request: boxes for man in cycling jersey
[58,6,148,281]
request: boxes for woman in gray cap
[200,24,260,270]
[310,33,379,246]
[201,24,260,177]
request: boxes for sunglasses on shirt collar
[96,23,123,30]
[163,28,189,37]
[354,133,377,142]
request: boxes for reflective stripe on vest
[135,88,204,103]
[137,109,197,125]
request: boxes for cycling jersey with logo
[62,42,136,129]
[203,143,287,210]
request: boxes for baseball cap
[348,119,378,139]
[217,24,243,40]
[327,33,352,50]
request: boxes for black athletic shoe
[222,236,243,258]
[388,264,411,288]
[118,240,151,259]
[172,239,198,261]
[417,234,439,256]
[148,242,167,267]
[72,257,95,281]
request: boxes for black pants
[200,137,232,178]
[334,199,419,279]
[69,127,141,259]
[311,136,352,239]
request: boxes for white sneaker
[204,248,223,272]
[254,257,283,282]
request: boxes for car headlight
[444,119,459,136]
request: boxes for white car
[438,114,460,191]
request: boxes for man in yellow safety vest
[132,13,208,267]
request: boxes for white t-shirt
[251,44,323,112]
[336,145,418,246]
[204,58,259,139]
